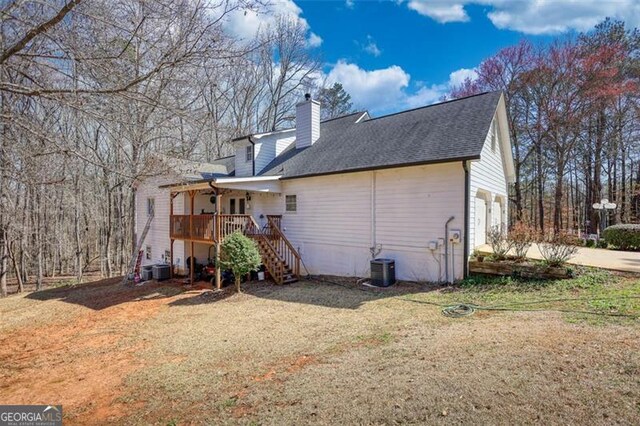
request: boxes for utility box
[449,229,462,243]
[370,258,396,287]
[141,266,154,281]
[152,264,170,281]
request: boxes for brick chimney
[295,93,320,149]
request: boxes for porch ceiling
[161,175,282,193]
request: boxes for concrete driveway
[478,244,640,274]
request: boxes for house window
[147,197,155,217]
[285,195,297,212]
[246,145,253,162]
[146,245,152,260]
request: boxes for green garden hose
[441,304,476,317]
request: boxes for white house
[134,92,515,285]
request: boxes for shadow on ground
[26,277,185,310]
[169,276,443,310]
[23,273,445,311]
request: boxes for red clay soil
[0,278,193,425]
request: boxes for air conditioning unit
[152,265,171,281]
[141,267,153,281]
[371,258,396,287]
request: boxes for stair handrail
[247,216,285,264]
[246,216,288,283]
[266,216,301,277]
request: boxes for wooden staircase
[239,215,301,285]
[253,238,299,284]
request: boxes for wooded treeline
[0,1,638,296]
[0,0,328,296]
[450,19,640,235]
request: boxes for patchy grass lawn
[0,271,638,425]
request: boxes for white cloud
[405,84,447,108]
[363,35,382,57]
[224,0,324,43]
[345,0,355,9]
[324,62,476,113]
[404,0,640,34]
[307,32,323,47]
[448,68,477,87]
[326,61,410,112]
[407,0,469,23]
[405,68,476,107]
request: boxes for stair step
[282,277,298,284]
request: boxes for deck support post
[189,190,196,285]
[169,192,176,279]
[214,190,222,290]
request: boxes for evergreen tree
[316,83,354,119]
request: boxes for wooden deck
[169,214,300,284]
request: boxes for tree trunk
[7,241,24,293]
[0,229,7,297]
[591,110,605,234]
[554,174,564,234]
[536,142,545,232]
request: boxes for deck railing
[170,215,191,240]
[170,214,262,242]
[169,213,301,283]
[170,214,215,241]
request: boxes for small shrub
[487,225,512,260]
[596,239,608,249]
[584,239,595,248]
[219,232,262,292]
[508,222,534,260]
[602,224,640,251]
[536,231,578,267]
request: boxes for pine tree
[316,83,354,119]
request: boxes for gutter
[248,135,256,177]
[279,155,481,181]
[463,160,470,278]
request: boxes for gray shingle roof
[259,91,501,179]
[208,155,235,177]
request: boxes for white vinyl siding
[135,176,185,268]
[279,163,465,281]
[469,114,509,248]
[234,130,296,177]
[254,131,295,175]
[234,139,253,177]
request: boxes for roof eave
[279,156,481,181]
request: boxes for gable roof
[260,91,503,179]
[161,157,231,181]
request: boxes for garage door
[475,197,487,247]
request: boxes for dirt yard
[1,273,639,425]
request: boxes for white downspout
[370,171,379,258]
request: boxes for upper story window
[245,145,253,162]
[285,195,297,212]
[147,197,155,217]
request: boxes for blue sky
[225,0,639,115]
